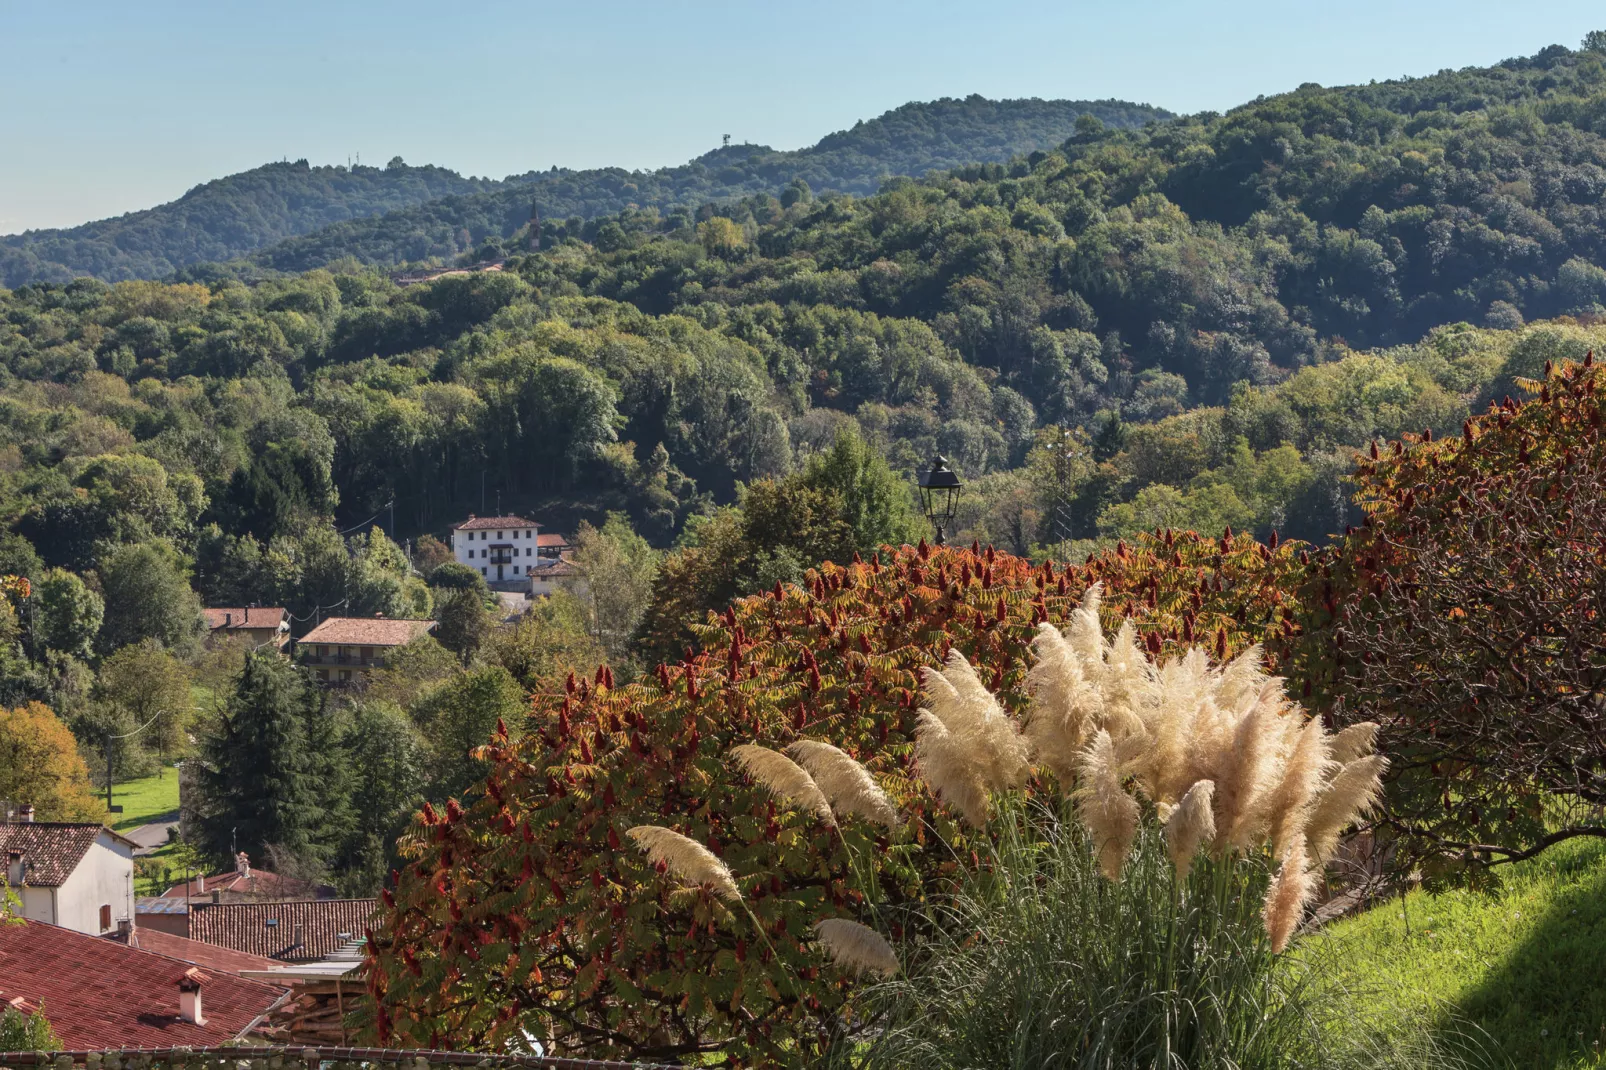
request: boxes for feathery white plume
[787,740,902,829]
[814,918,899,977]
[730,744,834,825]
[911,711,991,827]
[627,826,740,901]
[1164,779,1216,882]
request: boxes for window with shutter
[99,904,111,931]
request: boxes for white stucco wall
[452,523,541,580]
[17,885,55,924]
[51,832,135,935]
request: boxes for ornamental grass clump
[1013,585,1388,951]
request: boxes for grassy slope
[106,769,180,832]
[1319,838,1606,1068]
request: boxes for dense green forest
[2,34,1605,895]
[1,97,1167,289]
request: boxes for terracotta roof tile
[298,617,434,647]
[185,899,379,963]
[0,823,134,887]
[202,607,288,631]
[110,928,285,976]
[535,533,569,547]
[449,515,538,530]
[0,920,286,1048]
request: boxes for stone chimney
[177,967,208,1025]
[17,804,33,823]
[6,850,24,886]
[236,851,250,879]
[224,611,233,627]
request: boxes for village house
[1,811,137,937]
[528,556,583,598]
[297,616,435,684]
[202,606,290,651]
[0,919,288,1048]
[449,513,544,587]
[160,852,335,903]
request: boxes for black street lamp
[917,454,962,545]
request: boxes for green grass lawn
[104,768,181,832]
[1318,838,1606,1069]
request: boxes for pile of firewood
[253,981,356,1045]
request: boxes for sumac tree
[1293,355,1606,886]
[364,535,1307,1064]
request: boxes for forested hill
[0,97,1170,289]
[245,97,1171,274]
[0,161,508,288]
[4,40,1606,641]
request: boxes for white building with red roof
[449,513,544,586]
[1,815,138,937]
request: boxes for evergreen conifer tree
[196,652,324,867]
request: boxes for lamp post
[917,454,963,545]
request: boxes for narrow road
[124,811,179,856]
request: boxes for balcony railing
[299,653,383,668]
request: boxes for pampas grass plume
[1077,729,1140,880]
[1263,833,1314,953]
[912,711,991,827]
[787,740,902,829]
[626,826,741,901]
[730,744,834,825]
[1265,715,1333,859]
[1164,779,1216,882]
[814,918,900,977]
[1306,754,1388,863]
[1329,722,1381,765]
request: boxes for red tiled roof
[298,617,434,647]
[159,868,333,901]
[0,823,135,887]
[0,920,286,1048]
[450,515,538,530]
[110,928,284,976]
[202,607,288,631]
[185,899,379,963]
[529,559,581,577]
[535,533,569,547]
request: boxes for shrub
[0,1001,61,1052]
[1293,355,1606,885]
[365,535,1310,1063]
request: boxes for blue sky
[2,0,1602,235]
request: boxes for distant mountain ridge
[0,96,1171,287]
[0,161,507,287]
[251,96,1169,274]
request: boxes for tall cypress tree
[196,652,323,868]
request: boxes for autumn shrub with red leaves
[363,534,1308,1064]
[1289,354,1606,888]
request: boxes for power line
[336,499,393,536]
